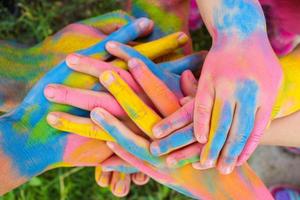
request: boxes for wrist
[0,112,60,180]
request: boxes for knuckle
[181,106,193,122]
[195,103,211,119]
[61,87,70,103]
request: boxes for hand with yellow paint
[152,45,300,171]
[45,43,274,198]
[42,32,205,197]
[0,18,162,196]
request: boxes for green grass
[0,1,210,199]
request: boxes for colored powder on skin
[155,126,194,155]
[118,45,183,97]
[103,165,139,174]
[205,101,233,160]
[214,0,265,39]
[91,111,161,167]
[0,117,67,177]
[80,10,133,29]
[174,155,199,168]
[226,79,258,161]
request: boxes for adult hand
[0,18,154,195]
[0,11,134,112]
[46,43,272,199]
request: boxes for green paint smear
[16,103,72,145]
[175,156,199,168]
[134,0,183,33]
[124,103,139,120]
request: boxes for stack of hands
[1,0,300,199]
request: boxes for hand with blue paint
[181,0,283,173]
[0,11,135,113]
[0,18,154,195]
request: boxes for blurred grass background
[0,0,210,199]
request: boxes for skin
[45,43,278,199]
[69,70,272,199]
[181,0,283,173]
[0,0,193,113]
[0,11,134,113]
[0,26,207,196]
[152,45,300,171]
[0,18,156,195]
[0,2,197,195]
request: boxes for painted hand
[0,11,136,113]
[152,46,300,173]
[42,32,200,196]
[46,43,272,198]
[0,18,154,195]
[89,71,271,199]
[190,0,283,173]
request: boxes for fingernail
[198,135,207,143]
[192,162,203,169]
[128,58,140,69]
[114,180,126,195]
[192,162,213,170]
[44,86,56,99]
[150,142,160,156]
[47,114,58,125]
[135,173,146,182]
[101,72,115,86]
[106,41,118,49]
[106,141,115,149]
[202,159,214,168]
[220,165,234,175]
[91,108,105,120]
[67,53,80,65]
[101,166,112,172]
[153,126,163,138]
[166,157,177,167]
[177,33,188,45]
[138,18,151,30]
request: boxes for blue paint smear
[0,114,67,177]
[214,0,264,38]
[226,79,258,162]
[0,20,147,178]
[158,53,203,74]
[154,125,194,156]
[103,165,139,174]
[91,112,161,167]
[208,101,233,160]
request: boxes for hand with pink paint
[182,0,282,173]
[45,47,273,198]
[0,18,156,196]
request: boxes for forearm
[260,111,300,147]
[0,116,29,195]
[196,0,266,42]
[0,149,28,195]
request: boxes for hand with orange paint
[42,31,205,197]
[0,16,198,196]
[0,18,157,196]
[45,42,276,199]
[0,11,136,113]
